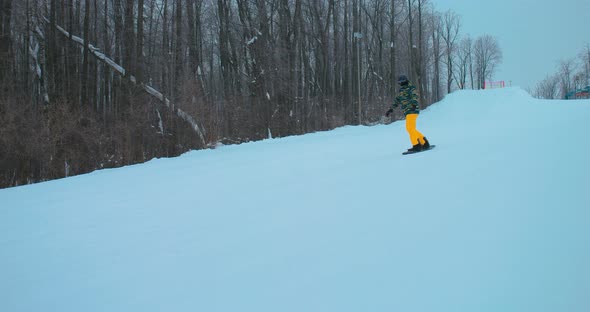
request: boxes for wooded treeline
[533,45,590,99]
[0,0,502,188]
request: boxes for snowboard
[402,145,436,155]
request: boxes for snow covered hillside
[1,88,589,312]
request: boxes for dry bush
[0,91,50,187]
[0,86,203,189]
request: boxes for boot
[408,143,422,152]
[421,137,430,149]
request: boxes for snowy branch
[46,18,206,146]
[29,27,50,105]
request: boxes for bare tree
[102,0,110,115]
[407,0,414,82]
[124,0,136,76]
[173,0,182,103]
[81,0,90,105]
[416,0,424,107]
[161,0,169,95]
[473,34,502,89]
[333,0,341,95]
[186,0,202,77]
[352,0,361,123]
[389,0,398,96]
[343,0,350,113]
[558,58,576,98]
[580,44,590,87]
[217,0,232,97]
[0,0,12,82]
[441,10,460,94]
[430,12,442,101]
[532,45,590,99]
[136,0,145,82]
[454,36,472,90]
[534,74,559,99]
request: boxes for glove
[385,108,394,117]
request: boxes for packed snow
[1,88,589,312]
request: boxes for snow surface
[1,88,590,312]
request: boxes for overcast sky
[432,0,590,90]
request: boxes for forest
[0,0,502,188]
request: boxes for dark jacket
[393,83,420,116]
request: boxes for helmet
[398,75,409,85]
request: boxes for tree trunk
[407,0,414,82]
[333,0,340,95]
[103,0,110,117]
[23,0,30,91]
[322,0,334,96]
[277,0,291,134]
[442,11,460,94]
[255,0,271,132]
[49,0,58,96]
[162,0,169,95]
[92,0,99,110]
[136,0,145,82]
[113,0,123,114]
[174,0,183,103]
[121,0,136,119]
[65,0,76,101]
[0,0,12,81]
[291,0,302,131]
[352,0,359,123]
[114,0,122,63]
[81,0,90,106]
[218,0,231,97]
[124,0,136,76]
[417,0,425,107]
[186,0,203,76]
[343,0,350,120]
[75,0,81,32]
[389,0,396,96]
[377,3,385,98]
[432,16,441,101]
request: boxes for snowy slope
[1,88,590,312]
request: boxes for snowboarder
[385,75,431,153]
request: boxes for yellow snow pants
[405,114,425,145]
